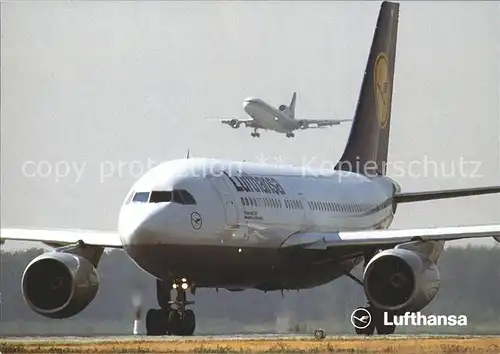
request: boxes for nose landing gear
[168,279,196,336]
[145,278,196,336]
[285,132,295,138]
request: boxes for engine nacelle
[363,248,440,313]
[297,120,308,129]
[22,252,99,319]
[229,119,241,128]
[279,104,294,117]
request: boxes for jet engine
[279,104,294,117]
[363,248,440,313]
[229,119,241,128]
[297,120,308,129]
[22,252,99,319]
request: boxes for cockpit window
[124,191,135,205]
[173,190,185,204]
[150,191,172,203]
[148,189,197,205]
[180,190,196,205]
[132,192,150,203]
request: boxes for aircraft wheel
[167,309,182,335]
[374,310,396,335]
[376,322,396,335]
[146,309,167,336]
[181,309,196,336]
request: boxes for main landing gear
[345,252,396,336]
[146,278,196,336]
[285,132,295,138]
[251,128,261,138]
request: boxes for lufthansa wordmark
[226,172,286,195]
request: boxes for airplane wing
[208,117,263,129]
[281,224,500,251]
[298,119,353,129]
[394,185,500,203]
[0,228,123,248]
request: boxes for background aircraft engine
[363,248,440,313]
[229,119,240,128]
[21,252,99,319]
[279,104,294,117]
[297,120,308,128]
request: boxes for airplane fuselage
[243,97,298,133]
[119,158,397,291]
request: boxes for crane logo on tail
[374,52,391,129]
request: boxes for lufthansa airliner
[2,1,500,336]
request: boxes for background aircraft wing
[299,119,352,129]
[281,224,500,251]
[207,117,263,129]
[0,228,123,248]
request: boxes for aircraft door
[208,175,239,227]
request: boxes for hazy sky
[1,1,499,249]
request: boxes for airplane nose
[243,97,257,107]
[118,206,166,248]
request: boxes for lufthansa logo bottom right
[351,308,372,329]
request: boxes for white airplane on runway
[2,1,500,337]
[219,92,351,138]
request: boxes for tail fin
[335,1,399,176]
[289,92,297,118]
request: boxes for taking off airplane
[2,1,500,337]
[219,92,351,138]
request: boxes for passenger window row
[128,190,197,205]
[239,196,302,211]
[241,196,282,209]
[238,195,388,214]
[308,200,387,213]
[284,199,304,210]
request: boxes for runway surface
[0,334,310,342]
[1,334,498,342]
[2,335,499,354]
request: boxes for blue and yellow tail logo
[374,52,391,129]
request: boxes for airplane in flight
[218,92,352,138]
[2,1,500,337]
